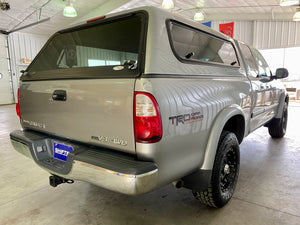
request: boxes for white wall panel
[0,34,13,105]
[209,20,300,50]
[8,32,48,102]
[254,21,300,50]
[211,20,254,46]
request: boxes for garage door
[0,34,13,105]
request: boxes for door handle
[52,90,67,101]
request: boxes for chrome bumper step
[10,130,158,195]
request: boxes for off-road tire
[268,102,288,138]
[193,131,240,208]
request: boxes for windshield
[23,12,147,80]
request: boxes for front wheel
[193,131,240,208]
[268,102,288,138]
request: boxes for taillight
[134,92,162,143]
[16,88,21,118]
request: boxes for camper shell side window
[167,20,240,68]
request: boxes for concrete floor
[0,104,300,225]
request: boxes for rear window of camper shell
[22,12,148,81]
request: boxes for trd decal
[169,112,204,126]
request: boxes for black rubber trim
[10,129,48,146]
[10,129,157,176]
[75,148,157,175]
[141,73,246,79]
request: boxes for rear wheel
[193,131,240,208]
[268,102,288,138]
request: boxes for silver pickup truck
[10,6,289,208]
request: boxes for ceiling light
[280,0,299,6]
[194,11,205,21]
[162,0,174,9]
[293,7,300,21]
[0,1,10,10]
[63,3,77,17]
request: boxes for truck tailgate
[19,79,136,154]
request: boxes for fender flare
[200,104,245,170]
[275,92,288,119]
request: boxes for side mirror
[273,68,289,80]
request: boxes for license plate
[53,141,74,162]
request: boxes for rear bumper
[10,130,158,195]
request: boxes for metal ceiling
[0,0,298,36]
[112,0,297,20]
[0,0,131,35]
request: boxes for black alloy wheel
[193,131,240,208]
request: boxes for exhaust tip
[172,180,184,189]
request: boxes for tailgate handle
[52,90,67,101]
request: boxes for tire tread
[268,102,288,138]
[193,131,239,208]
[193,188,216,208]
